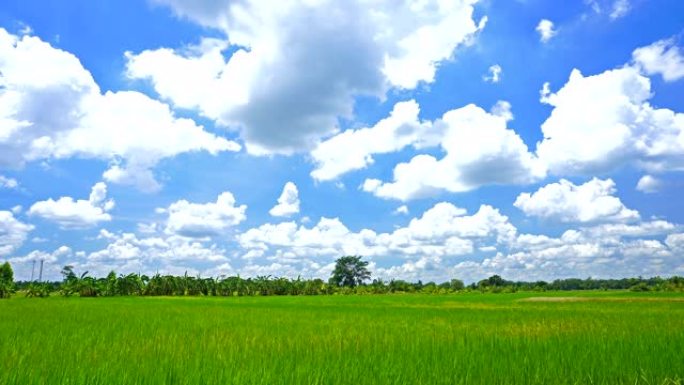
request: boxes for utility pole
[38,259,44,283]
[31,260,36,282]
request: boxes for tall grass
[1,292,683,384]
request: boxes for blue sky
[1,0,683,282]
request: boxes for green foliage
[630,282,651,292]
[0,262,13,283]
[1,293,684,384]
[7,264,684,299]
[25,283,51,298]
[467,276,684,293]
[329,256,371,287]
[0,262,14,299]
[449,279,465,291]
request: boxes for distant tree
[329,256,371,288]
[0,262,13,283]
[629,282,650,292]
[486,275,505,287]
[0,262,14,298]
[449,279,465,291]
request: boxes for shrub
[0,262,14,299]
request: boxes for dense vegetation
[2,292,684,384]
[0,262,14,298]
[2,257,684,298]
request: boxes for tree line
[469,274,684,292]
[2,256,684,299]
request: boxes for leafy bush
[0,262,14,299]
[25,283,52,298]
[630,282,651,292]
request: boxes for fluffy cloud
[240,202,516,262]
[6,245,74,281]
[163,192,246,237]
[9,245,72,264]
[12,206,684,283]
[632,38,684,82]
[237,199,683,281]
[311,100,433,181]
[374,255,446,282]
[91,230,228,263]
[0,211,33,256]
[203,258,334,281]
[636,175,662,193]
[320,39,684,200]
[536,66,684,175]
[0,29,239,191]
[129,0,485,154]
[269,182,300,217]
[395,203,517,245]
[535,19,556,43]
[28,182,114,229]
[0,175,18,189]
[452,244,669,282]
[362,103,545,200]
[666,233,684,252]
[585,0,632,19]
[514,178,639,223]
[609,0,631,19]
[5,229,233,281]
[393,205,409,215]
[577,220,675,239]
[483,64,502,83]
[451,217,682,282]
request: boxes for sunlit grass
[1,292,683,384]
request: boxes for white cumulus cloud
[28,182,115,229]
[239,202,516,262]
[666,233,684,253]
[164,192,247,238]
[311,100,433,181]
[536,66,684,176]
[536,19,556,43]
[9,245,72,264]
[636,175,663,193]
[362,103,545,200]
[632,38,684,82]
[269,182,300,217]
[0,210,34,256]
[0,29,240,192]
[514,178,640,223]
[609,0,631,19]
[483,64,502,83]
[128,0,486,155]
[0,175,18,189]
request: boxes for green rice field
[2,291,684,384]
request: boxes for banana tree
[78,272,98,297]
[25,283,51,298]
